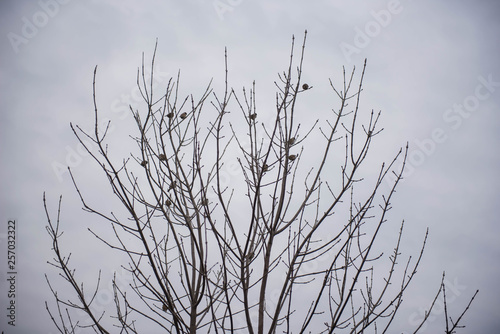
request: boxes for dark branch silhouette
[44,32,477,334]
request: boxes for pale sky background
[1,0,499,333]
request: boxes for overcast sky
[1,0,499,333]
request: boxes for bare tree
[44,31,478,333]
